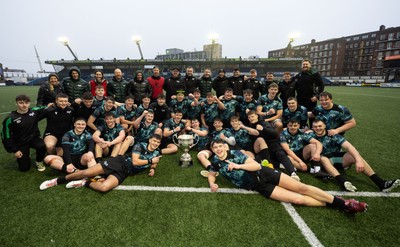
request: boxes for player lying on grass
[39,134,162,192]
[207,139,367,214]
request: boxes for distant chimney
[379,25,386,31]
[311,39,316,44]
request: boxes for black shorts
[250,167,282,199]
[294,149,306,162]
[100,156,129,184]
[70,155,87,170]
[160,138,174,149]
[43,132,63,147]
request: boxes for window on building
[330,43,333,49]
[366,41,370,46]
[394,50,400,55]
[350,44,353,48]
[353,36,359,40]
[371,33,376,38]
[324,44,328,49]
[362,35,369,39]
[387,42,393,49]
[371,40,375,45]
[354,43,358,48]
[378,43,384,50]
[397,32,400,39]
[395,41,400,48]
[380,34,386,40]
[388,33,394,40]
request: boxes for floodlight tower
[132,36,144,60]
[58,37,79,60]
[208,33,219,61]
[286,32,300,57]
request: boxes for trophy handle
[172,133,180,147]
[190,134,199,149]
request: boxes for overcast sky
[1,0,399,73]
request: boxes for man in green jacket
[107,68,129,103]
[62,66,90,103]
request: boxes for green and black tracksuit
[1,108,46,171]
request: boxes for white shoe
[344,181,357,192]
[200,170,209,177]
[66,179,87,189]
[290,172,300,182]
[200,170,219,178]
[36,163,46,172]
[39,178,57,190]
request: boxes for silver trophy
[173,134,199,167]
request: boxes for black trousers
[16,136,46,172]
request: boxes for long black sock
[327,196,346,210]
[276,150,295,174]
[370,174,385,189]
[84,180,92,188]
[335,175,346,185]
[57,176,67,185]
[61,164,67,173]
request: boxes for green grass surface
[1,86,400,247]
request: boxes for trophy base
[179,152,193,168]
[180,160,193,168]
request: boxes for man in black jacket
[228,68,247,96]
[126,70,153,105]
[212,69,229,97]
[107,68,129,103]
[278,72,296,109]
[293,59,324,111]
[244,69,263,100]
[163,67,185,105]
[183,66,199,95]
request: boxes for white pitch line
[282,202,324,247]
[326,191,400,197]
[115,185,400,247]
[115,185,400,197]
[0,111,10,115]
[115,185,258,194]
